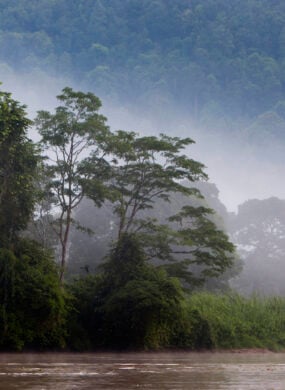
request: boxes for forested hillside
[1,0,285,124]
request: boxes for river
[0,351,285,389]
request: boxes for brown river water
[0,351,284,389]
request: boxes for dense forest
[1,0,285,125]
[1,0,285,351]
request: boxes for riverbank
[2,290,285,352]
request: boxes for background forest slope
[1,0,285,125]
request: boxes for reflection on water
[0,352,285,389]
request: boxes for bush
[68,233,185,350]
[0,240,66,350]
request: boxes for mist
[2,68,285,213]
[102,96,285,213]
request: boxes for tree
[167,205,235,286]
[86,130,236,287]
[35,87,112,283]
[0,89,39,247]
[101,131,207,239]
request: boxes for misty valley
[2,0,285,362]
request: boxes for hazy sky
[103,101,285,212]
[2,71,285,213]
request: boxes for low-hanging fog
[2,69,284,213]
[102,104,285,213]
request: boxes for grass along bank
[181,292,285,351]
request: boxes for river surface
[0,351,285,389]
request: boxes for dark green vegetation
[0,91,66,350]
[68,234,184,350]
[1,0,285,124]
[0,241,66,350]
[0,90,38,245]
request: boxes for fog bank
[1,70,285,212]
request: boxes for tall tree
[35,87,112,283]
[85,130,236,287]
[104,131,207,239]
[0,89,39,247]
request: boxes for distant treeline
[1,0,285,121]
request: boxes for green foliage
[0,90,39,246]
[182,292,285,350]
[68,269,285,351]
[101,273,183,349]
[68,234,184,350]
[0,240,66,350]
[167,205,236,286]
[104,131,207,240]
[66,274,102,351]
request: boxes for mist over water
[1,70,285,212]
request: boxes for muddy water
[0,352,285,389]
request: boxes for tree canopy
[99,131,207,239]
[0,89,39,246]
[1,0,285,123]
